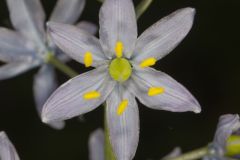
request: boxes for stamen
[117,99,128,115]
[83,91,101,100]
[139,57,157,68]
[148,87,165,96]
[115,41,124,58]
[84,51,93,67]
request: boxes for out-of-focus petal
[47,22,107,66]
[99,0,137,58]
[77,21,98,35]
[42,66,116,123]
[0,131,20,160]
[50,0,85,24]
[0,61,38,80]
[106,85,139,160]
[0,27,35,62]
[33,64,65,130]
[47,121,65,130]
[88,129,104,160]
[203,155,227,160]
[162,147,182,159]
[126,67,201,113]
[6,0,46,47]
[213,114,240,153]
[132,8,195,62]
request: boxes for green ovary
[226,135,240,156]
[109,58,132,82]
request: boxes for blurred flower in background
[203,114,240,160]
[0,0,96,129]
[0,131,19,160]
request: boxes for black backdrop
[0,0,239,159]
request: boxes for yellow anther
[117,99,128,115]
[115,41,124,58]
[83,91,101,100]
[148,87,165,96]
[139,57,157,68]
[84,51,93,67]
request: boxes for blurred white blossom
[0,0,96,129]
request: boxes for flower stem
[104,105,116,160]
[165,147,208,160]
[136,0,153,19]
[45,53,78,78]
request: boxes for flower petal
[212,114,240,153]
[47,22,107,66]
[88,129,104,160]
[49,0,85,24]
[0,131,20,160]
[106,85,139,160]
[126,67,201,113]
[132,8,195,62]
[77,21,98,35]
[99,0,137,58]
[0,27,35,62]
[6,0,46,47]
[42,66,116,123]
[162,147,182,160]
[0,61,38,80]
[33,64,65,130]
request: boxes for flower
[0,131,20,160]
[88,128,181,160]
[0,0,96,129]
[43,0,201,159]
[203,114,240,160]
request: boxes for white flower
[0,131,20,160]
[0,0,96,129]
[43,0,201,159]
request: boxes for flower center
[109,58,132,82]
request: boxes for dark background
[0,0,240,159]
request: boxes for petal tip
[41,116,50,124]
[193,107,201,114]
[183,7,196,15]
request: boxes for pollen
[117,99,128,115]
[148,87,165,96]
[83,91,101,100]
[84,51,93,67]
[115,41,124,58]
[139,57,157,68]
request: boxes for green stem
[136,0,153,19]
[45,53,78,78]
[165,147,208,160]
[104,105,116,160]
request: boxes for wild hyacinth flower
[88,129,181,160]
[0,0,96,129]
[203,114,240,160]
[43,0,201,159]
[0,131,19,160]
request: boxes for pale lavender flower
[0,0,96,129]
[0,131,19,160]
[43,0,201,159]
[203,114,240,160]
